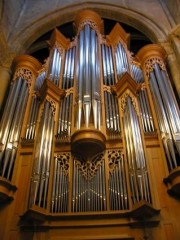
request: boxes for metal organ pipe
[51,154,69,213]
[115,43,130,79]
[25,95,40,140]
[72,156,106,212]
[131,63,154,133]
[123,96,151,204]
[0,78,22,147]
[34,70,46,91]
[76,24,101,129]
[30,101,54,208]
[108,150,128,210]
[149,64,179,170]
[0,78,29,180]
[101,44,121,138]
[154,64,180,143]
[48,47,62,86]
[57,47,75,141]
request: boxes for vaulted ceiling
[0,0,179,59]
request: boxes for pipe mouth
[71,129,106,161]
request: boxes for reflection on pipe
[123,96,151,204]
[48,47,62,86]
[131,63,144,84]
[149,63,180,171]
[51,153,70,213]
[138,90,154,133]
[25,95,40,140]
[0,77,29,180]
[101,44,121,138]
[131,63,154,133]
[57,47,75,141]
[29,100,54,208]
[34,70,46,91]
[108,150,128,210]
[72,154,106,212]
[115,42,130,79]
[76,24,101,129]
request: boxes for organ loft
[0,9,180,240]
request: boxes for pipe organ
[0,9,180,240]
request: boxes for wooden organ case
[0,10,180,240]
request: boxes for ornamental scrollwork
[120,90,138,113]
[46,97,56,116]
[13,68,33,89]
[55,153,70,176]
[108,149,124,174]
[54,43,64,56]
[77,20,100,35]
[144,57,166,78]
[74,153,104,180]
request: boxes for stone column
[0,65,12,109]
[169,24,180,65]
[0,32,16,109]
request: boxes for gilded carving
[13,68,33,89]
[46,97,56,116]
[54,43,64,55]
[144,57,166,78]
[108,149,123,173]
[120,90,138,113]
[55,153,70,176]
[74,153,104,180]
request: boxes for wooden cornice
[39,79,65,102]
[49,28,70,49]
[164,167,180,198]
[107,23,130,47]
[112,72,139,97]
[0,177,17,203]
[136,44,167,64]
[12,55,42,75]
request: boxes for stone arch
[10,2,167,54]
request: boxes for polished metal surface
[123,96,151,203]
[0,78,29,180]
[30,101,54,207]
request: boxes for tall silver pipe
[38,107,52,206]
[138,91,149,132]
[30,98,40,140]
[108,46,115,84]
[150,71,170,134]
[2,81,28,179]
[51,157,57,212]
[124,99,140,203]
[43,115,54,208]
[70,47,75,87]
[31,101,49,205]
[0,77,22,147]
[154,64,180,136]
[6,86,29,179]
[91,29,98,129]
[117,44,126,74]
[116,45,122,77]
[76,31,84,129]
[128,97,150,202]
[142,90,155,132]
[26,97,36,139]
[83,24,91,128]
[150,70,177,169]
[161,70,180,133]
[50,48,57,81]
